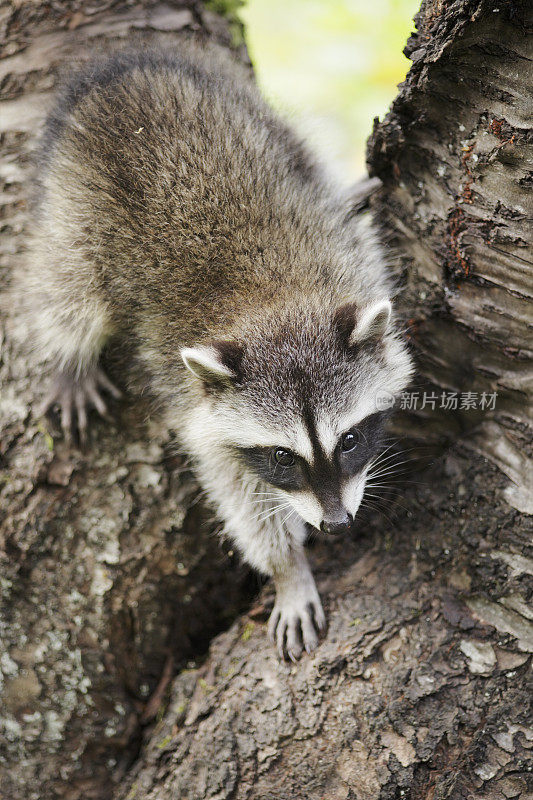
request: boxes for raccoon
[22,40,413,661]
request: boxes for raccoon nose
[320,512,353,536]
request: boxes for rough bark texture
[117,453,532,800]
[367,0,532,515]
[1,1,531,800]
[0,4,253,800]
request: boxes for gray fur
[21,40,413,660]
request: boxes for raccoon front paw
[40,365,122,445]
[268,584,326,662]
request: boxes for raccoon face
[234,409,388,533]
[181,299,413,532]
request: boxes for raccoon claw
[40,366,122,444]
[268,590,326,662]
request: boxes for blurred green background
[241,0,419,180]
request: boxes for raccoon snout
[320,512,353,536]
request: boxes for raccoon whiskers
[367,468,426,487]
[351,427,369,448]
[359,500,388,523]
[368,458,405,477]
[365,475,406,488]
[252,497,285,504]
[369,457,413,475]
[369,444,422,474]
[306,525,319,545]
[280,508,297,528]
[366,458,414,483]
[363,489,411,515]
[364,490,395,500]
[359,498,383,515]
[250,502,294,523]
[367,451,406,474]
[364,456,416,515]
[370,441,411,464]
[359,498,397,530]
[370,441,397,462]
[249,505,287,522]
[365,483,398,494]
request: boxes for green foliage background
[241,0,419,178]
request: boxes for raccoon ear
[350,299,392,346]
[180,341,242,387]
[334,299,392,348]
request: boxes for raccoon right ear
[180,341,243,388]
[352,299,392,345]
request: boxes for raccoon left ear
[335,299,392,348]
[180,341,243,387]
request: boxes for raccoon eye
[273,448,295,467]
[341,431,357,452]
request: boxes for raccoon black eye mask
[236,411,388,500]
[24,43,413,661]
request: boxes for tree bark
[1,2,531,800]
[117,455,532,800]
[367,0,532,516]
[0,4,253,800]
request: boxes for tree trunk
[0,4,253,800]
[367,0,532,517]
[1,2,531,800]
